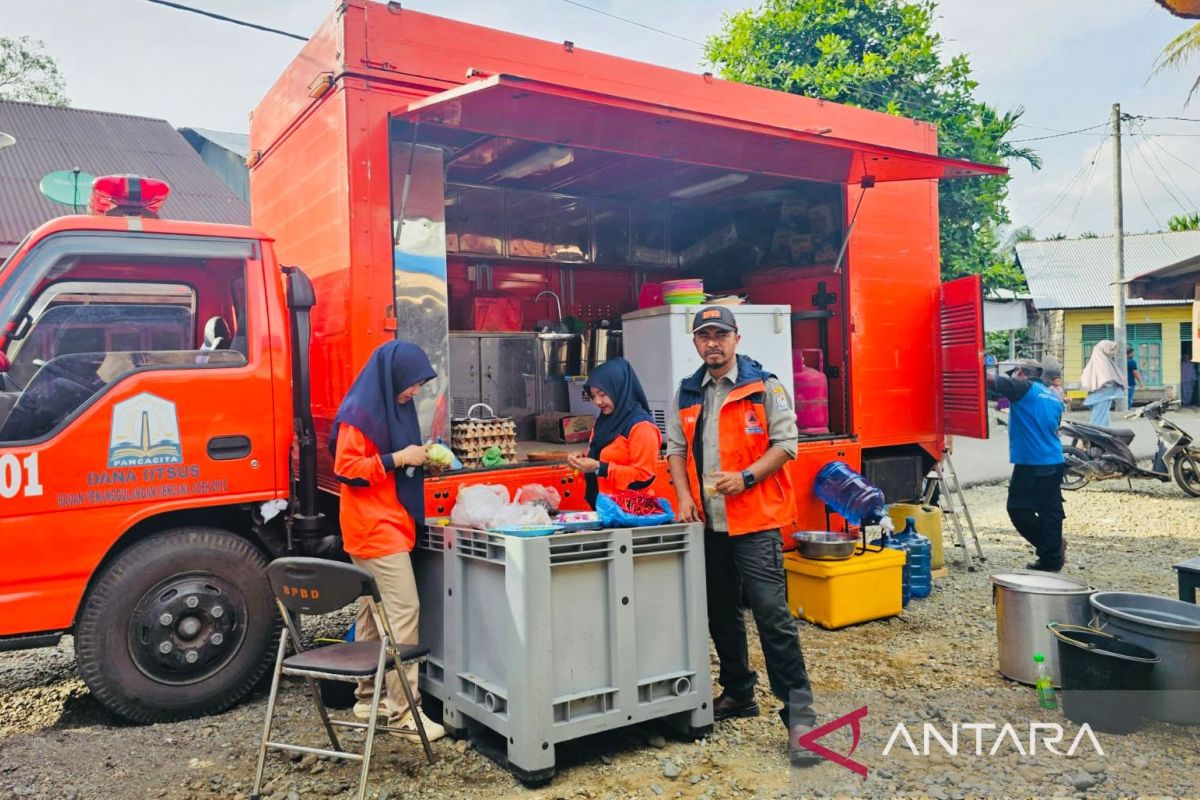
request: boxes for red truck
[0,2,997,722]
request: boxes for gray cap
[1006,358,1043,378]
[692,306,738,332]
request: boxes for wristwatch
[741,469,756,488]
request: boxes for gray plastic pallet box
[416,521,712,782]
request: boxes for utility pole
[1112,103,1127,411]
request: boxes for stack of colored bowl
[662,278,705,305]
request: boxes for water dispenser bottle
[897,516,932,599]
[813,461,887,525]
[870,529,911,607]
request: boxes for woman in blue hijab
[567,358,662,508]
[328,340,445,740]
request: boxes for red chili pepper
[610,489,663,516]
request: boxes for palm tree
[1153,22,1200,104]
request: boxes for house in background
[1128,251,1200,405]
[178,127,250,204]
[1017,230,1200,401]
[984,287,1036,359]
[0,100,248,257]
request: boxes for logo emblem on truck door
[108,393,183,467]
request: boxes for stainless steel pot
[537,332,582,377]
[583,328,623,374]
[1090,591,1200,724]
[990,571,1094,686]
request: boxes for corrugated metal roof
[178,127,249,158]
[1016,230,1200,310]
[0,100,249,253]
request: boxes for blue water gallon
[813,461,887,525]
[897,516,932,599]
[871,531,911,607]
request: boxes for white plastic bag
[488,502,552,529]
[450,484,510,529]
[513,483,562,512]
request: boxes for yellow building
[1017,231,1199,403]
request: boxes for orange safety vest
[677,357,797,536]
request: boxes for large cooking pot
[990,571,1094,686]
[538,332,582,377]
[1090,591,1200,724]
[583,327,623,374]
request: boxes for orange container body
[248,2,994,528]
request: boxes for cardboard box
[536,412,595,444]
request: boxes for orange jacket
[333,424,416,558]
[677,360,796,535]
[594,419,661,496]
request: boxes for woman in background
[1080,340,1125,427]
[330,340,445,741]
[567,358,661,508]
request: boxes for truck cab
[0,177,308,722]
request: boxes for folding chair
[251,557,435,800]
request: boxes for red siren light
[89,175,171,218]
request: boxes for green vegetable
[481,446,506,468]
[427,443,455,468]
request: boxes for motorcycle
[1060,397,1200,496]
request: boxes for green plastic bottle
[1033,652,1057,710]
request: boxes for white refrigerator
[621,304,794,434]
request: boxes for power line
[1129,131,1200,137]
[556,0,705,46]
[1007,122,1111,143]
[1133,121,1197,211]
[1124,142,1165,231]
[1137,114,1200,124]
[1024,155,1096,232]
[1138,133,1200,178]
[141,0,308,41]
[1063,135,1109,234]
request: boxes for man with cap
[987,358,1067,572]
[665,306,819,766]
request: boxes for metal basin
[537,332,582,377]
[792,531,858,561]
[1090,591,1200,724]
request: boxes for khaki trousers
[350,551,421,721]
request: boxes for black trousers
[1007,464,1066,568]
[704,527,815,727]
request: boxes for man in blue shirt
[987,358,1067,572]
[1127,348,1144,409]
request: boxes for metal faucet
[535,290,563,325]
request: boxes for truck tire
[74,527,279,723]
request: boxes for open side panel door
[940,274,988,439]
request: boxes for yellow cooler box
[888,502,944,570]
[783,548,906,630]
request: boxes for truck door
[939,274,988,439]
[0,231,276,636]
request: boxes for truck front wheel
[74,527,279,723]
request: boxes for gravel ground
[3,480,1199,800]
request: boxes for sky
[5,0,1200,240]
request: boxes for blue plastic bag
[595,493,675,527]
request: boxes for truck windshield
[0,233,254,444]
